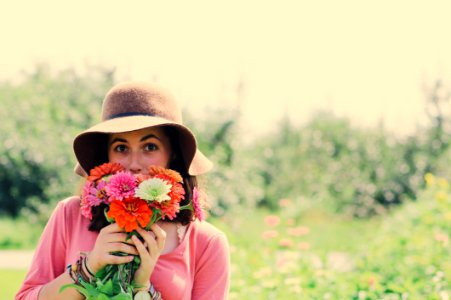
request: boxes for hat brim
[73,115,213,176]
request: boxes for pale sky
[2,0,451,136]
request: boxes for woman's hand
[131,223,166,289]
[87,223,138,273]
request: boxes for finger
[132,235,152,264]
[136,228,159,256]
[150,224,166,251]
[105,253,135,265]
[103,233,130,243]
[106,242,139,255]
[100,223,125,234]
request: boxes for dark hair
[88,126,197,232]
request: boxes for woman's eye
[114,144,127,152]
[144,143,158,151]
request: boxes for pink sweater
[16,197,230,300]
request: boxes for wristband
[133,283,162,300]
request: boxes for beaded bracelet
[66,255,93,285]
[82,255,95,277]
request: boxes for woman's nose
[128,152,143,174]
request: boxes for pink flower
[288,226,310,237]
[286,219,295,226]
[80,189,93,220]
[192,187,205,221]
[80,199,93,220]
[435,232,449,245]
[278,198,291,207]
[261,230,278,239]
[105,171,137,201]
[279,238,294,248]
[82,181,108,207]
[264,215,280,227]
[298,242,310,250]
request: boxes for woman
[16,82,230,300]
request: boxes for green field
[0,269,27,299]
[2,176,450,299]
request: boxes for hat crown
[101,82,183,123]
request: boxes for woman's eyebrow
[140,134,161,142]
[110,137,127,144]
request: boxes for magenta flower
[105,171,137,201]
[80,198,93,220]
[80,180,110,219]
[192,187,205,221]
[80,184,94,220]
[82,181,107,207]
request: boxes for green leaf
[97,293,111,300]
[110,293,133,300]
[98,279,114,295]
[104,207,115,223]
[59,283,90,297]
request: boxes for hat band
[107,112,154,120]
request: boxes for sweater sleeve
[192,232,230,300]
[15,200,69,300]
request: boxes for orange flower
[88,162,124,182]
[107,197,152,232]
[148,165,183,183]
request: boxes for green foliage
[0,217,43,249]
[1,66,451,223]
[185,108,264,215]
[61,255,140,299]
[248,109,448,217]
[217,174,450,299]
[0,64,114,218]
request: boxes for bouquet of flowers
[61,163,204,299]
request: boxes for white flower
[135,178,172,203]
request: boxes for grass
[210,208,383,299]
[210,180,450,299]
[0,269,27,299]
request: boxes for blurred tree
[0,64,115,217]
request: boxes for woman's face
[108,127,172,175]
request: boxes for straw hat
[73,81,213,176]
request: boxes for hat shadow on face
[73,82,213,177]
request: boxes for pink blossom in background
[264,215,280,227]
[298,242,311,250]
[261,230,279,240]
[288,226,310,237]
[278,198,292,207]
[279,238,294,248]
[286,218,295,226]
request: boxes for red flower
[134,167,186,221]
[148,165,183,183]
[107,197,152,232]
[88,162,124,182]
